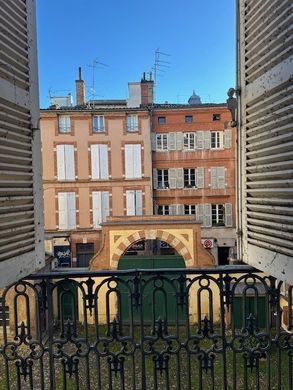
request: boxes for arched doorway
[117,239,187,324]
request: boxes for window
[91,144,109,179]
[158,116,166,124]
[184,205,196,215]
[58,115,71,133]
[126,190,143,215]
[157,205,169,215]
[157,169,169,189]
[185,115,193,123]
[211,131,222,149]
[184,168,196,188]
[125,144,142,178]
[184,132,196,150]
[213,114,221,121]
[58,192,76,230]
[92,191,110,228]
[127,114,138,132]
[76,243,94,268]
[210,167,225,189]
[212,204,225,226]
[92,115,105,132]
[156,134,168,151]
[56,145,75,180]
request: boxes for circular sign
[203,239,213,249]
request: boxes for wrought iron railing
[0,266,292,389]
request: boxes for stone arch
[111,229,193,268]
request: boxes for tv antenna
[153,48,171,100]
[87,59,108,100]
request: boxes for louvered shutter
[99,144,109,179]
[153,169,158,189]
[176,168,184,189]
[58,193,68,230]
[176,132,184,150]
[169,205,177,216]
[224,129,232,149]
[67,192,76,229]
[225,203,233,227]
[203,204,212,227]
[124,144,134,178]
[151,133,156,151]
[101,191,110,222]
[126,190,135,215]
[169,133,176,150]
[133,144,142,178]
[169,168,177,189]
[135,190,143,215]
[65,145,75,180]
[217,167,225,189]
[197,131,204,149]
[91,145,100,179]
[204,132,211,149]
[0,0,44,287]
[92,191,102,228]
[197,167,205,188]
[211,168,217,189]
[196,204,204,224]
[238,0,293,282]
[176,204,184,215]
[57,145,65,180]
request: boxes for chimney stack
[140,73,154,105]
[75,66,85,105]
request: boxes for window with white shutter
[125,144,142,179]
[210,167,225,189]
[184,133,196,150]
[156,169,169,189]
[0,0,44,287]
[58,192,76,230]
[58,115,71,133]
[126,190,143,215]
[91,144,109,180]
[211,132,223,149]
[211,204,224,227]
[56,145,75,180]
[184,169,197,188]
[156,134,168,151]
[92,191,110,228]
[238,0,293,282]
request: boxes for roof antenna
[153,48,171,101]
[87,59,108,100]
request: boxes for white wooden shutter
[135,190,143,215]
[204,132,211,149]
[92,191,102,228]
[196,204,204,224]
[169,204,177,216]
[126,190,135,215]
[197,131,204,149]
[99,144,109,179]
[67,193,76,229]
[124,145,133,179]
[176,204,184,215]
[203,204,212,227]
[176,132,184,150]
[57,145,65,180]
[225,203,233,227]
[151,133,157,151]
[0,0,44,286]
[58,193,68,230]
[197,167,205,188]
[217,167,225,189]
[169,168,177,189]
[211,167,217,189]
[91,145,100,179]
[224,129,232,149]
[133,144,142,178]
[176,168,184,189]
[238,0,293,282]
[169,133,176,150]
[101,191,110,222]
[65,145,75,180]
[153,169,158,189]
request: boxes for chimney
[75,66,85,105]
[140,73,154,105]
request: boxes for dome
[188,90,202,105]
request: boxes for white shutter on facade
[238,0,293,282]
[203,204,212,227]
[135,190,143,215]
[225,203,233,227]
[91,145,100,179]
[169,168,177,189]
[67,192,76,229]
[153,169,158,189]
[176,168,184,189]
[57,145,66,180]
[64,145,75,180]
[133,144,142,178]
[58,192,76,230]
[126,190,135,215]
[196,204,204,224]
[176,132,184,150]
[169,133,176,150]
[92,191,102,228]
[211,168,217,189]
[151,133,157,151]
[99,144,109,179]
[0,0,44,286]
[217,167,225,189]
[125,144,141,178]
[204,132,211,149]
[176,204,184,215]
[197,131,204,149]
[169,205,177,216]
[224,129,232,149]
[197,167,205,188]
[58,193,67,230]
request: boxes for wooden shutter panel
[196,204,204,224]
[58,193,68,230]
[124,144,133,178]
[65,145,75,180]
[101,191,110,222]
[217,167,225,189]
[153,169,158,189]
[225,203,233,227]
[92,191,102,228]
[133,144,142,178]
[135,190,143,215]
[99,144,109,179]
[197,167,205,188]
[176,168,184,189]
[224,129,232,149]
[67,192,76,229]
[177,204,184,215]
[91,145,100,179]
[169,133,176,150]
[211,167,217,189]
[169,168,177,189]
[169,204,177,216]
[204,132,211,149]
[151,133,157,151]
[176,132,184,150]
[238,0,293,282]
[197,131,204,149]
[126,190,135,215]
[56,145,65,180]
[203,204,212,227]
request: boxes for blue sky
[37,0,235,108]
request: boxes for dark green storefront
[118,255,186,324]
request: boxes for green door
[233,296,267,329]
[118,255,186,324]
[58,280,77,322]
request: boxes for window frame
[211,131,222,149]
[92,115,105,133]
[213,113,221,121]
[157,169,169,189]
[58,115,71,133]
[156,134,168,151]
[183,132,196,150]
[157,205,169,215]
[158,116,166,125]
[127,114,139,132]
[184,204,196,215]
[185,115,193,123]
[184,168,196,188]
[211,204,225,226]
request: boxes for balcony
[0,266,292,389]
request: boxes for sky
[37,0,236,108]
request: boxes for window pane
[158,116,166,124]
